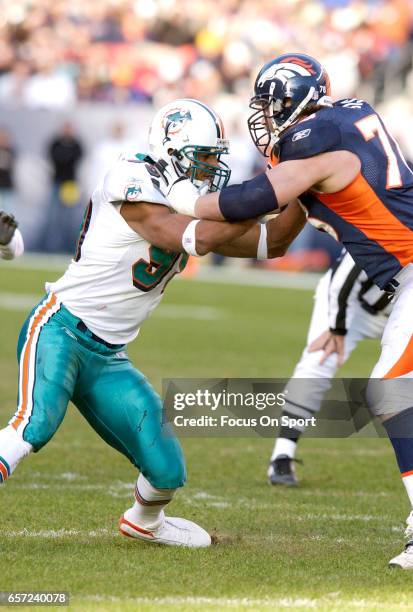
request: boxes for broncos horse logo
[162,109,192,145]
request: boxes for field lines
[67,595,413,612]
[3,254,321,289]
[0,292,226,320]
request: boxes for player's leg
[366,271,413,568]
[72,352,210,547]
[0,295,79,482]
[269,273,359,484]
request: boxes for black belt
[76,321,122,349]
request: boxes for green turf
[0,264,412,611]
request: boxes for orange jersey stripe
[315,173,413,267]
[383,333,413,379]
[402,469,413,478]
[12,294,57,431]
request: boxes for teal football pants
[9,294,186,489]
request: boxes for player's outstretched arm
[168,151,360,222]
[215,200,306,258]
[0,211,24,260]
[120,202,255,257]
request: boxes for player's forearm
[121,203,253,257]
[167,173,280,222]
[0,229,24,260]
[213,201,306,258]
[266,202,306,257]
[194,173,280,222]
[195,218,255,255]
[214,224,261,257]
[170,154,356,223]
[146,217,254,256]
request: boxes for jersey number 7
[355,114,402,190]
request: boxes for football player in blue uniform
[166,53,413,569]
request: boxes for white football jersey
[47,155,187,344]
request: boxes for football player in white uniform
[0,99,274,548]
[0,211,24,260]
[268,249,392,485]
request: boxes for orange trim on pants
[383,333,413,379]
[11,294,57,431]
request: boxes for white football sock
[271,437,297,461]
[0,425,32,481]
[125,474,176,528]
[402,474,413,508]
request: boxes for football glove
[0,211,18,246]
[151,156,200,217]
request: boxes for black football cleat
[267,454,301,486]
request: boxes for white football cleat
[119,510,211,548]
[389,543,413,569]
[389,511,413,569]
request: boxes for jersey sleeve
[279,116,342,162]
[0,228,24,260]
[102,160,169,206]
[328,250,365,334]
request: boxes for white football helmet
[148,98,231,191]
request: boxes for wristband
[257,223,268,260]
[182,219,201,256]
[168,178,199,217]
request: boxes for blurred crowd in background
[0,0,412,270]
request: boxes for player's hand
[157,157,201,217]
[154,156,186,192]
[308,330,345,366]
[0,210,18,245]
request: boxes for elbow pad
[218,173,278,221]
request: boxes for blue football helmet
[248,53,333,157]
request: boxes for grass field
[1,261,412,612]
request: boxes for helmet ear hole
[168,147,183,160]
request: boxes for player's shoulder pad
[279,113,342,162]
[103,154,169,206]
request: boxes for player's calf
[0,425,32,482]
[381,407,413,569]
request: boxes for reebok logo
[292,129,311,142]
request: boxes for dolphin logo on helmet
[162,109,192,145]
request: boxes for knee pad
[366,378,413,417]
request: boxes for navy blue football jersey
[277,99,413,289]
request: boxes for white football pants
[284,270,387,417]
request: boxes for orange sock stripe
[383,333,413,379]
[11,294,57,430]
[134,486,171,506]
[401,469,413,478]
